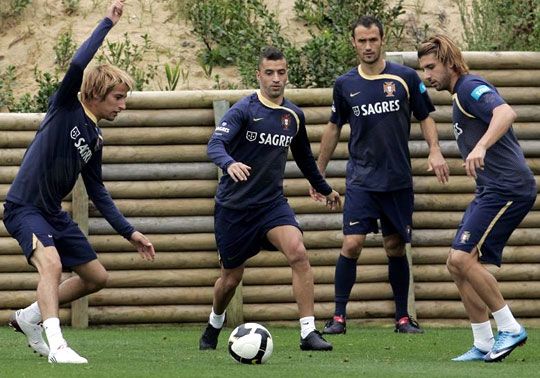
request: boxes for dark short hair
[258,46,285,68]
[351,16,384,39]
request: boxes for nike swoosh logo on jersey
[253,118,264,122]
[350,91,361,97]
[349,221,360,226]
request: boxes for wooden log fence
[1,51,540,326]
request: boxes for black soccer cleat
[322,315,346,335]
[300,330,333,351]
[199,323,222,350]
[394,316,424,334]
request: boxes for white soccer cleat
[9,310,50,357]
[48,344,88,364]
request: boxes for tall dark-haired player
[200,46,341,352]
[418,34,534,362]
[319,16,449,335]
[3,0,155,364]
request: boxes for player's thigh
[266,225,305,255]
[72,259,108,287]
[2,202,59,266]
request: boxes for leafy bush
[53,30,77,73]
[96,33,158,90]
[186,0,405,88]
[457,0,540,51]
[9,69,59,113]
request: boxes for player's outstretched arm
[129,231,155,261]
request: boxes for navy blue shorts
[214,197,300,269]
[452,193,535,267]
[3,201,97,269]
[343,186,414,242]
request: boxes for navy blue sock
[388,255,410,320]
[334,254,358,317]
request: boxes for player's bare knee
[342,239,362,259]
[286,243,309,268]
[446,249,468,276]
[383,235,405,257]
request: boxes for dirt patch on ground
[0,0,467,99]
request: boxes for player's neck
[359,58,385,76]
[80,100,100,123]
[448,73,461,94]
[259,91,284,106]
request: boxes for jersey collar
[80,100,98,125]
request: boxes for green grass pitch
[1,325,539,377]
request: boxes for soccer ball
[227,323,273,364]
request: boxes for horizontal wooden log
[3,244,540,271]
[4,138,540,166]
[0,208,529,237]
[395,51,540,70]
[124,86,540,109]
[87,305,210,324]
[2,226,540,254]
[4,121,540,151]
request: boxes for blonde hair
[81,64,135,102]
[417,34,469,75]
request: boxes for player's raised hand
[129,231,155,261]
[427,148,449,184]
[107,0,125,26]
[324,190,341,210]
[227,162,251,182]
[464,144,486,179]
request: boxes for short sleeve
[458,78,506,124]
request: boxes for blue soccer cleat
[484,326,527,363]
[452,346,488,362]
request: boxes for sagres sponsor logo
[352,106,360,116]
[70,126,81,140]
[216,121,230,134]
[71,126,92,163]
[383,81,396,97]
[246,130,258,142]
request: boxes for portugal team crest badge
[246,130,258,142]
[383,81,396,97]
[281,113,291,130]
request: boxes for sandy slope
[0,0,466,100]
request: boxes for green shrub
[53,30,77,73]
[458,0,540,51]
[186,0,405,88]
[97,33,158,90]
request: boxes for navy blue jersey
[207,91,332,209]
[330,61,434,191]
[7,18,134,239]
[452,75,536,198]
